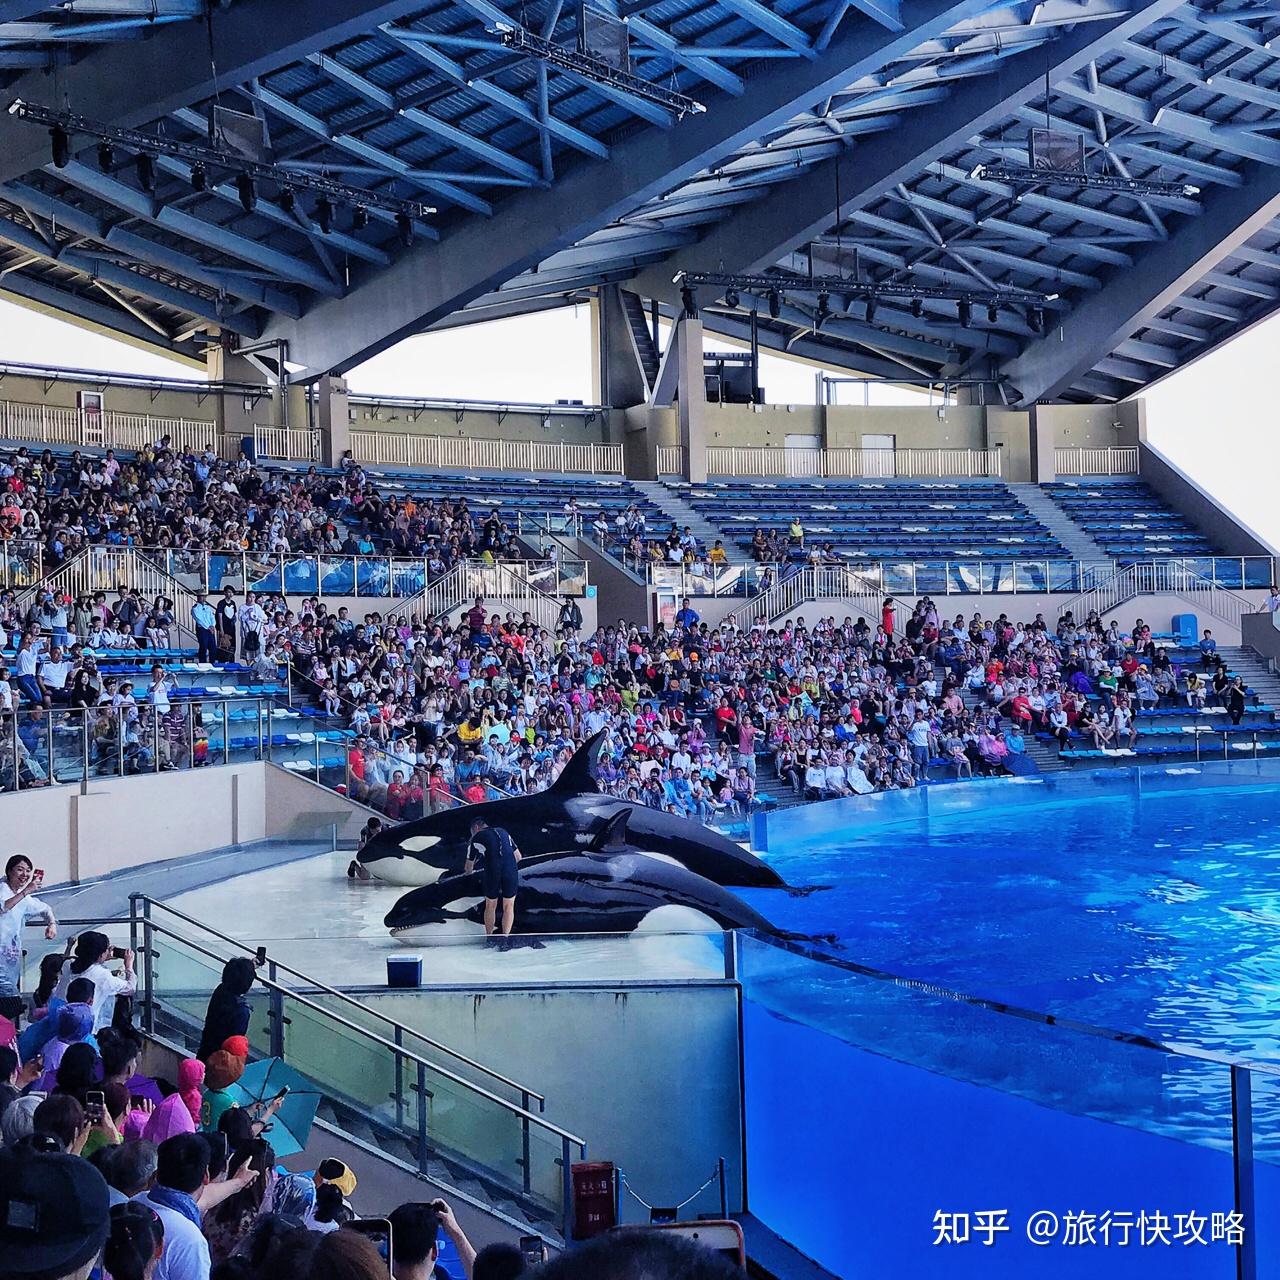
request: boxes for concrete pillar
[675,313,706,483]
[317,373,351,468]
[1027,403,1056,483]
[596,285,649,410]
[207,346,271,446]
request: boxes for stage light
[278,186,296,215]
[768,288,781,319]
[680,284,698,318]
[987,303,999,325]
[50,124,70,168]
[235,173,256,213]
[815,291,831,328]
[97,141,114,174]
[865,296,877,325]
[724,288,740,309]
[958,299,972,329]
[315,196,333,234]
[190,161,207,191]
[396,211,414,247]
[352,205,369,231]
[136,152,155,192]
[1029,306,1045,334]
[910,297,924,319]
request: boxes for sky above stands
[0,296,1275,549]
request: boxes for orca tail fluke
[548,730,605,795]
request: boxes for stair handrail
[136,896,546,1107]
[124,902,588,1175]
[1059,560,1256,629]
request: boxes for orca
[384,845,776,940]
[357,731,784,888]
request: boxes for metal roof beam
[265,0,1008,375]
[999,160,1280,402]
[48,161,341,295]
[629,0,1182,301]
[371,29,614,155]
[709,0,817,52]
[3,182,303,315]
[0,0,437,185]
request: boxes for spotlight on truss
[494,23,706,119]
[8,98,436,222]
[971,162,1199,199]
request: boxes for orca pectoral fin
[783,884,833,899]
[548,730,605,795]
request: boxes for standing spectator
[214,590,238,661]
[54,932,134,1033]
[0,854,56,996]
[238,594,266,662]
[196,957,256,1062]
[191,594,218,665]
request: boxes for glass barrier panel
[391,559,425,597]
[1244,558,1273,589]
[1244,1067,1280,1275]
[737,933,1240,1279]
[50,709,86,785]
[1047,561,1082,594]
[148,930,232,1039]
[357,557,393,597]
[1013,561,1047,593]
[282,556,320,595]
[166,550,208,594]
[883,563,916,595]
[946,563,980,594]
[912,562,947,595]
[206,554,241,593]
[245,555,279,594]
[320,555,356,596]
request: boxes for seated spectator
[389,1200,476,1280]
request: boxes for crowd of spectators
[0,444,531,571]
[0,930,739,1280]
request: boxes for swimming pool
[739,764,1280,1157]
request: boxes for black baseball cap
[0,1150,110,1280]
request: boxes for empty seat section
[1042,480,1221,560]
[669,478,1070,561]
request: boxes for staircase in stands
[1007,483,1109,562]
[620,290,661,392]
[629,479,752,565]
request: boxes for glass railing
[733,929,1264,1278]
[132,911,585,1230]
[0,697,274,795]
[640,556,1275,598]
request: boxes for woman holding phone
[53,929,134,1032]
[0,853,56,997]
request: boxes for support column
[317,373,351,468]
[207,346,271,448]
[1027,403,1056,484]
[596,285,650,410]
[675,313,706,484]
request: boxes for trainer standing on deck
[465,817,521,937]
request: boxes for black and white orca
[358,731,783,889]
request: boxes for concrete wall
[1242,611,1280,667]
[1138,436,1280,561]
[11,762,366,888]
[352,406,613,445]
[1038,401,1142,450]
[354,983,743,1222]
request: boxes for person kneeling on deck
[464,817,521,937]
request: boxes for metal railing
[1055,446,1141,476]
[347,431,623,475]
[724,564,895,629]
[657,446,686,476]
[0,398,230,456]
[705,445,1003,479]
[253,425,320,463]
[1060,561,1257,629]
[0,695,278,794]
[111,901,587,1233]
[137,898,546,1110]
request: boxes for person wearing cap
[0,1148,111,1280]
[190,595,217,666]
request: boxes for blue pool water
[738,771,1280,1156]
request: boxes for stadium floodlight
[971,162,1199,199]
[8,98,436,223]
[673,271,1056,332]
[494,23,706,118]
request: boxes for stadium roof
[2,0,1280,402]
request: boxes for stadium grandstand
[2,1,1280,1278]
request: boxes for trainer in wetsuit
[465,817,522,936]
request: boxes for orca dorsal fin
[588,808,632,854]
[550,730,605,795]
